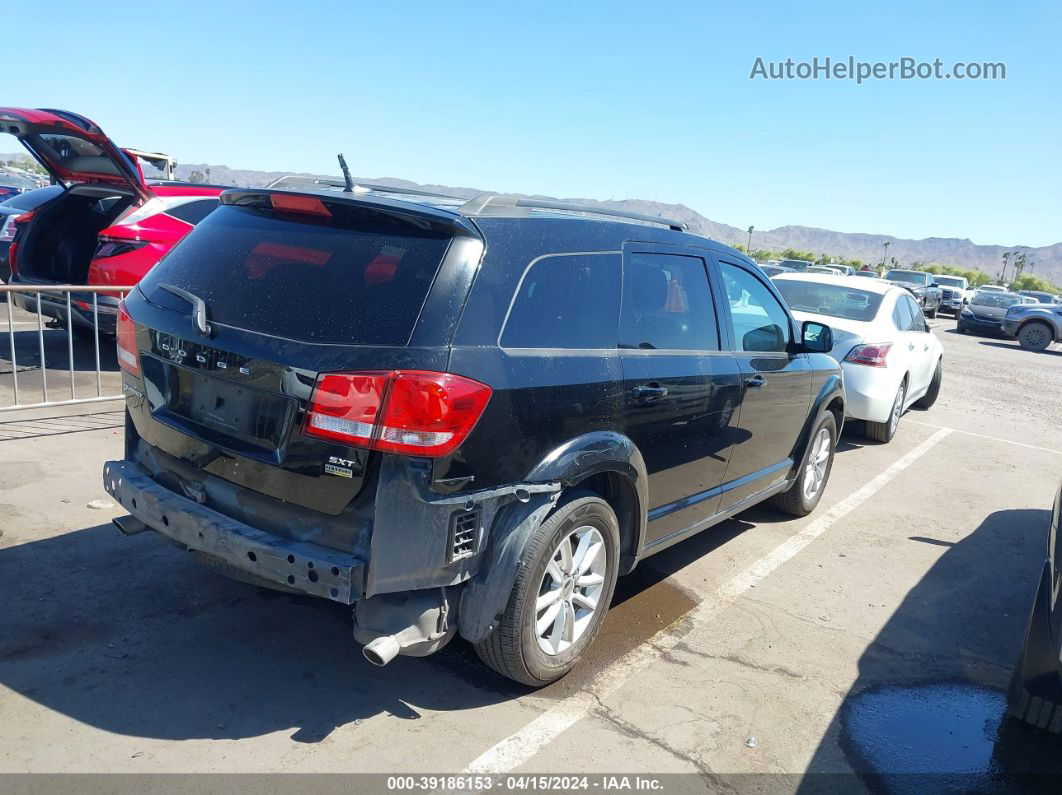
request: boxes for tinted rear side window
[166,198,219,226]
[140,202,452,345]
[501,253,620,349]
[621,252,719,351]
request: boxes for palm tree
[1000,251,1011,284]
[1013,252,1027,282]
[746,226,754,253]
[880,241,890,267]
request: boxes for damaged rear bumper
[103,459,365,604]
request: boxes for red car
[0,107,223,333]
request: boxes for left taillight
[844,343,891,367]
[6,210,36,275]
[116,300,140,376]
[304,370,492,458]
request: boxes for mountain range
[5,153,1059,284]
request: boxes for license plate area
[142,354,297,459]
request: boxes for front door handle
[744,374,765,389]
[632,384,668,403]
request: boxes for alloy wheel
[889,384,905,436]
[802,426,832,501]
[535,525,607,656]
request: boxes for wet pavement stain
[839,681,1062,793]
[426,565,699,698]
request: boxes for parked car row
[756,261,1060,353]
[771,273,943,442]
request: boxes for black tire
[1008,661,1062,735]
[926,304,938,319]
[865,380,906,443]
[1017,321,1053,352]
[474,491,620,686]
[914,359,942,409]
[770,411,837,517]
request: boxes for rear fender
[457,431,647,644]
[367,455,559,598]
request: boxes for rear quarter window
[166,198,219,226]
[500,253,620,349]
[139,202,453,345]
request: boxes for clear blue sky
[6,0,1060,246]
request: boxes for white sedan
[773,273,944,443]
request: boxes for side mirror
[801,321,833,353]
[931,282,941,288]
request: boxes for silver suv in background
[1002,300,1062,351]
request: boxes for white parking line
[906,419,1062,456]
[465,428,952,774]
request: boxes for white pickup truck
[933,275,975,316]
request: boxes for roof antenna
[337,153,354,193]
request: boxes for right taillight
[843,343,891,367]
[304,370,492,458]
[94,238,147,259]
[116,300,141,376]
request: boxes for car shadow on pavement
[799,507,1062,790]
[978,340,1062,358]
[0,522,516,743]
[0,511,759,743]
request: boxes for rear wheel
[1018,322,1053,352]
[865,380,906,443]
[914,359,942,409]
[770,411,837,517]
[926,304,938,319]
[475,492,620,686]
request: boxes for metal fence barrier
[1,284,134,412]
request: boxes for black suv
[103,188,843,686]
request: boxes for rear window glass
[774,280,884,321]
[885,270,930,285]
[971,293,1022,308]
[0,185,62,210]
[36,134,123,177]
[501,253,620,349]
[140,202,452,345]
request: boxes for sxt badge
[324,456,354,478]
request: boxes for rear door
[619,245,742,546]
[716,258,812,510]
[899,294,935,396]
[0,108,154,203]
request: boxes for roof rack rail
[265,174,462,201]
[459,194,688,231]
